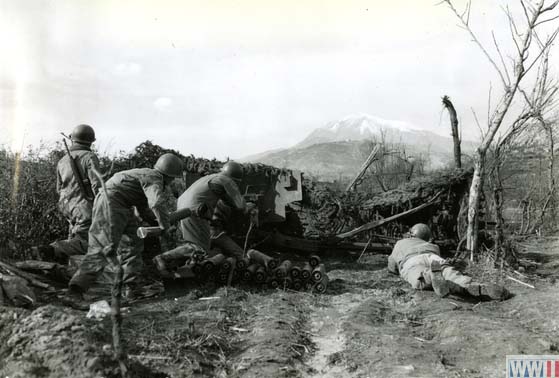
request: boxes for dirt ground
[1,236,559,378]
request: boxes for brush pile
[298,168,473,241]
[170,250,330,293]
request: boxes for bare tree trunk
[491,158,506,257]
[442,95,462,168]
[544,124,556,228]
[466,153,485,256]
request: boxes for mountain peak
[241,113,472,179]
[297,113,422,148]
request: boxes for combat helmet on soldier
[155,153,184,178]
[222,161,243,182]
[410,223,432,241]
[70,124,96,145]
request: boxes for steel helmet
[222,161,243,181]
[410,223,432,241]
[155,153,183,178]
[70,124,96,144]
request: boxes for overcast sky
[1,0,557,159]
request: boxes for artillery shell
[247,249,273,269]
[309,255,321,268]
[311,264,325,283]
[254,266,267,283]
[236,257,249,270]
[241,269,252,281]
[268,277,280,289]
[222,257,235,271]
[247,263,260,274]
[281,277,293,290]
[175,263,196,279]
[292,279,303,291]
[267,258,280,271]
[217,270,229,283]
[313,274,329,294]
[290,266,301,279]
[275,260,292,279]
[204,254,226,272]
[301,263,312,280]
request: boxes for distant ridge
[240,113,472,181]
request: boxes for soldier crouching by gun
[153,161,258,278]
[209,197,259,260]
[63,153,184,308]
[32,125,101,263]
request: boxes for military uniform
[208,199,244,259]
[51,143,101,260]
[388,237,471,290]
[69,168,170,293]
[157,173,246,266]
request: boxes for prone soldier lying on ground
[63,153,184,307]
[153,161,258,278]
[388,223,510,301]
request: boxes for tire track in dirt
[303,262,403,378]
[303,292,365,378]
[229,290,314,378]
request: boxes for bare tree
[444,0,559,256]
[442,95,462,168]
[488,116,532,257]
[522,45,559,231]
[535,119,558,229]
[489,44,557,256]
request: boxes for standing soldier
[32,124,101,263]
[65,153,184,304]
[153,161,256,277]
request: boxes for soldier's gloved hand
[166,225,177,236]
[195,203,209,217]
[446,257,468,272]
[246,202,257,212]
[158,218,170,232]
[192,249,207,262]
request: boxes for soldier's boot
[481,283,510,300]
[463,282,510,301]
[60,285,89,311]
[463,282,482,297]
[153,255,172,279]
[429,260,450,298]
[31,245,55,261]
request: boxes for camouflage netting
[297,169,473,242]
[106,140,292,182]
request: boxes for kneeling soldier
[65,153,183,305]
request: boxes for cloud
[153,97,173,111]
[113,62,142,76]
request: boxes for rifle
[61,134,94,201]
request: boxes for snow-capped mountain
[240,113,471,181]
[296,113,449,149]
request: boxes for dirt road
[1,236,558,378]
